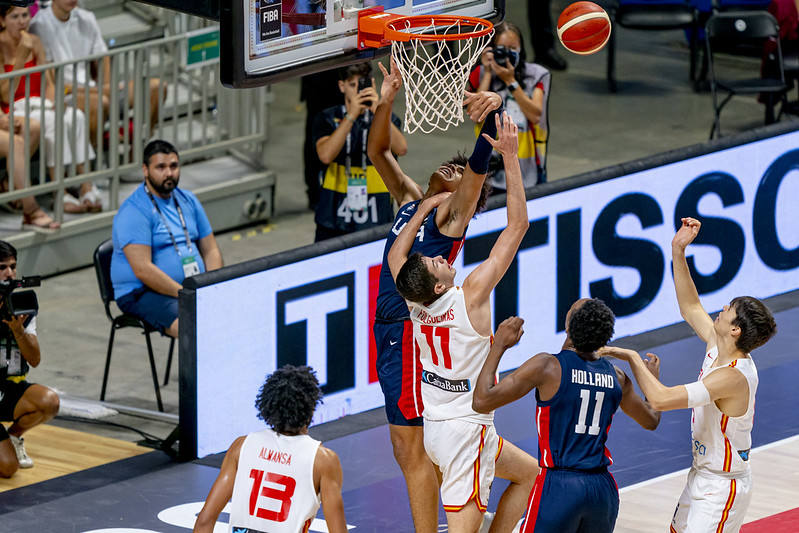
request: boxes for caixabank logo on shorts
[421,369,471,393]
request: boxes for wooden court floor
[616,435,799,532]
[0,423,149,493]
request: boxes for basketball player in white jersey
[388,112,539,533]
[601,217,777,533]
[193,365,347,533]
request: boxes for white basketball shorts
[670,468,752,533]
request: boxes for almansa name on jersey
[258,447,292,465]
[571,369,616,389]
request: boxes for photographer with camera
[468,21,550,191]
[0,240,59,478]
[312,62,407,242]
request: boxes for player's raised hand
[643,352,660,379]
[598,346,638,362]
[463,91,502,123]
[672,217,701,252]
[495,316,524,350]
[378,56,403,101]
[481,111,518,158]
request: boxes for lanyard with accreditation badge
[343,105,369,212]
[146,185,201,277]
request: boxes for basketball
[556,1,612,55]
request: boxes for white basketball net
[390,19,493,134]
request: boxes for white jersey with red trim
[691,345,758,477]
[408,286,494,424]
[229,429,321,533]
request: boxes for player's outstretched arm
[368,58,423,207]
[463,112,529,305]
[473,317,556,413]
[387,192,450,281]
[315,446,348,533]
[434,91,502,237]
[193,436,245,533]
[672,217,715,347]
[600,347,747,412]
[614,364,660,431]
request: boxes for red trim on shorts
[521,467,547,533]
[397,320,423,419]
[443,425,488,514]
[302,518,312,532]
[715,478,737,533]
[495,436,504,461]
[536,406,553,467]
[447,239,464,265]
[604,418,614,465]
[670,525,678,533]
[368,264,381,383]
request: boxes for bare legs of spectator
[0,384,59,478]
[0,122,60,230]
[165,318,178,339]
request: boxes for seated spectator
[29,0,165,143]
[0,5,99,213]
[110,140,223,338]
[0,112,60,230]
[0,240,60,478]
[313,62,407,242]
[468,21,550,190]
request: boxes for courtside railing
[0,27,268,223]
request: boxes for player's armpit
[701,366,750,415]
[193,436,245,533]
[616,367,660,431]
[316,446,348,533]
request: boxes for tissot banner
[193,131,799,457]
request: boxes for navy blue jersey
[374,201,465,320]
[535,350,623,471]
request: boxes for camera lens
[494,46,508,67]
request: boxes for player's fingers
[378,61,388,77]
[481,133,498,146]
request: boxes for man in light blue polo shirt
[111,140,223,337]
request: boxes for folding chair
[93,239,175,412]
[606,0,700,92]
[706,11,787,139]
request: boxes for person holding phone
[312,62,407,241]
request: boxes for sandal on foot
[80,184,103,213]
[63,192,87,214]
[23,209,61,232]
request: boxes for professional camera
[492,46,520,68]
[0,276,40,321]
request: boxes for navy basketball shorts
[373,319,423,426]
[521,467,619,533]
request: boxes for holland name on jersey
[571,369,615,389]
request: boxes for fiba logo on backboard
[259,0,281,41]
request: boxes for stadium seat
[93,239,175,412]
[605,0,700,92]
[706,11,787,139]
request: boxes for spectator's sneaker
[10,435,33,468]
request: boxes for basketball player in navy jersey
[368,57,503,531]
[472,299,662,533]
[193,365,347,533]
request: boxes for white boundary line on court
[619,433,799,493]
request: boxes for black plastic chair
[606,0,700,92]
[93,239,175,412]
[706,11,787,139]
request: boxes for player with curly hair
[194,365,347,533]
[471,298,662,533]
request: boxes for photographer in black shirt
[0,241,59,477]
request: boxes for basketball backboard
[220,0,504,87]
